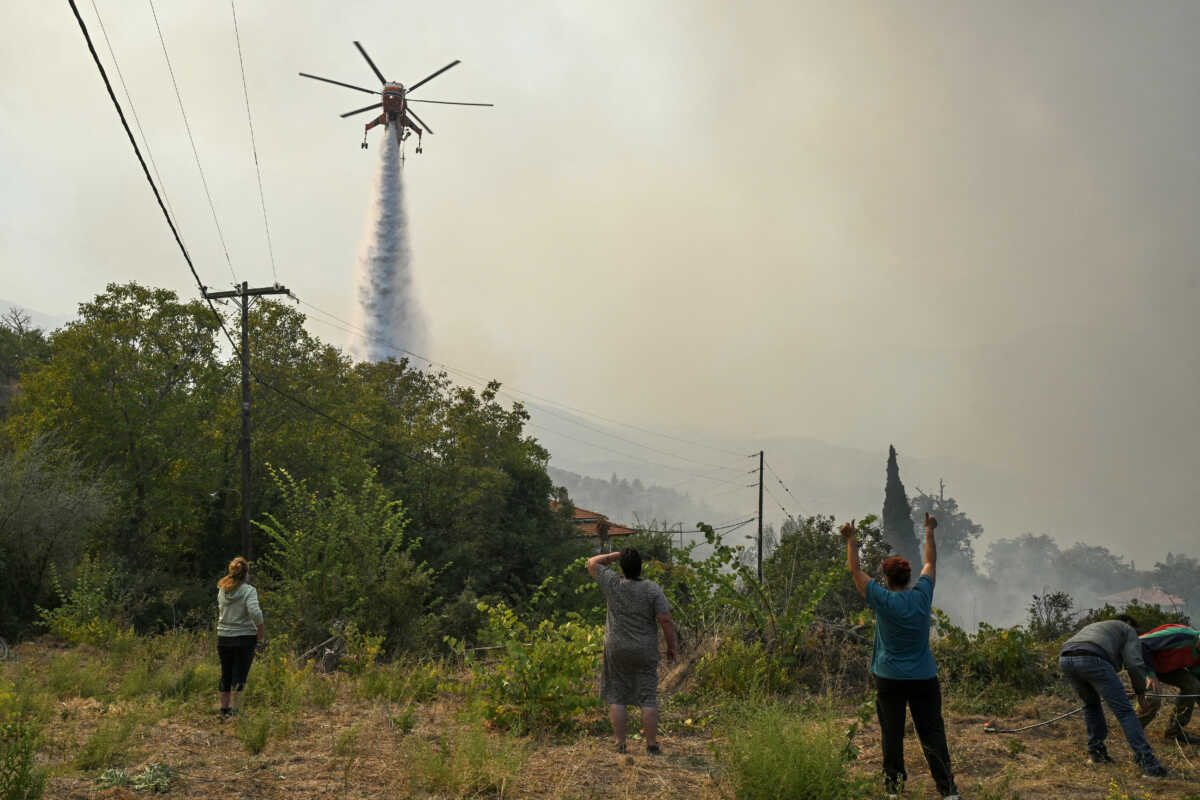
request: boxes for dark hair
[1116,614,1138,631]
[881,556,911,589]
[619,547,642,580]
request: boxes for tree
[909,480,983,575]
[1153,553,1200,616]
[5,283,228,567]
[882,445,917,561]
[0,437,114,639]
[0,308,51,420]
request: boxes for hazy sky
[2,1,1198,559]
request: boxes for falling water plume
[352,128,425,362]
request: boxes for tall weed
[401,725,527,799]
[75,712,140,770]
[717,704,871,800]
[0,717,46,800]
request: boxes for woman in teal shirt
[843,514,959,800]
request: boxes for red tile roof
[551,501,637,539]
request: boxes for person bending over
[1059,616,1167,776]
[587,547,677,754]
[843,514,959,800]
[1138,623,1200,744]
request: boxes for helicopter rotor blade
[353,41,387,85]
[405,60,460,94]
[403,115,423,135]
[406,99,494,107]
[299,72,380,96]
[406,107,434,135]
[341,102,383,118]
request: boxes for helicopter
[300,42,492,151]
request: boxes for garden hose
[983,694,1200,734]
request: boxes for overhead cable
[147,0,238,282]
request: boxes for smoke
[351,127,426,362]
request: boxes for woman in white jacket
[216,556,264,720]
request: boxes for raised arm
[921,512,937,584]
[587,550,622,579]
[840,520,870,597]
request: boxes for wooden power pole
[757,450,764,581]
[203,281,290,560]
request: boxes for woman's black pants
[875,675,957,796]
[217,635,258,693]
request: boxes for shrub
[36,555,132,648]
[931,612,1054,712]
[694,638,787,698]
[95,762,175,794]
[449,602,601,734]
[46,652,109,700]
[0,717,46,800]
[255,467,435,655]
[717,704,872,800]
[1027,591,1077,641]
[1078,600,1190,632]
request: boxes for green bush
[1078,600,1190,632]
[235,712,274,755]
[46,652,109,700]
[0,717,46,800]
[449,602,601,734]
[694,638,787,698]
[255,467,435,655]
[243,636,303,713]
[36,555,132,648]
[717,704,872,800]
[931,611,1054,712]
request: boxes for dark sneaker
[1165,728,1199,745]
[1141,762,1169,778]
[1088,749,1115,764]
[646,744,662,756]
[615,742,626,754]
[218,708,232,721]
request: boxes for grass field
[3,637,1198,799]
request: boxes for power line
[68,0,434,477]
[526,420,744,487]
[147,0,238,282]
[296,300,751,479]
[87,0,181,231]
[229,0,278,283]
[764,485,794,518]
[294,297,752,460]
[765,460,807,518]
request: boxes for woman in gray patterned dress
[587,547,677,754]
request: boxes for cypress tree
[882,445,918,561]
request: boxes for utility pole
[757,450,764,581]
[203,281,290,560]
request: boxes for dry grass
[6,641,1200,799]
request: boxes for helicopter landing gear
[415,131,423,154]
[361,132,369,149]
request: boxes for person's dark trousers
[875,675,957,796]
[1138,668,1200,736]
[1058,654,1162,769]
[217,635,258,692]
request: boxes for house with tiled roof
[1100,586,1187,611]
[551,501,637,551]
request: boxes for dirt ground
[7,640,1198,799]
[29,695,1200,799]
